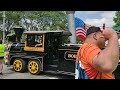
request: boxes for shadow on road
[41,73,75,79]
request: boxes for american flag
[75,17,87,41]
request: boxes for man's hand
[102,28,118,40]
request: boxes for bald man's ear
[93,33,97,40]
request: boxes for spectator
[75,26,119,79]
[0,39,5,75]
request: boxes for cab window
[27,34,43,47]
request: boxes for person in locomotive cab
[35,37,43,47]
[35,40,42,47]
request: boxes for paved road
[0,64,74,79]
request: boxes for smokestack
[13,26,24,42]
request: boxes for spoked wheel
[13,58,27,73]
[28,60,41,75]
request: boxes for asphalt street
[0,64,74,79]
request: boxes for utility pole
[2,11,5,44]
[66,11,76,44]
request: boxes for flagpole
[66,11,76,44]
[2,11,5,44]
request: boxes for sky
[74,11,116,28]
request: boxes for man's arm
[35,43,42,47]
[93,29,119,73]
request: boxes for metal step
[52,59,59,65]
[48,65,57,67]
[46,65,58,71]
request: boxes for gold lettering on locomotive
[73,54,76,58]
[68,54,72,58]
[68,54,76,58]
[64,51,77,61]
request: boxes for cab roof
[24,30,72,36]
[24,30,64,34]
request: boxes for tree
[21,11,67,31]
[113,11,120,26]
[0,11,68,43]
[0,11,67,31]
[0,11,23,33]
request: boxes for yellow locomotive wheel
[13,58,27,73]
[28,60,41,75]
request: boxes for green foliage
[21,11,67,30]
[0,11,67,28]
[113,11,120,26]
[0,31,2,39]
[76,38,84,44]
[0,11,23,25]
[0,11,68,43]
